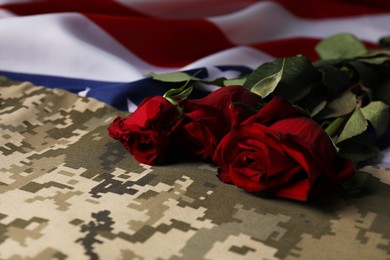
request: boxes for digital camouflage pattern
[0,76,390,259]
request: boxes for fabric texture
[1,77,390,259]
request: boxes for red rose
[108,96,181,165]
[213,97,355,201]
[174,100,230,160]
[194,85,263,126]
[172,85,263,161]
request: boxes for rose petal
[243,97,305,126]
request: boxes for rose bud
[173,85,263,161]
[174,100,230,161]
[193,85,263,126]
[108,96,181,165]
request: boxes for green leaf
[360,56,390,65]
[320,64,353,96]
[246,58,285,98]
[379,35,390,48]
[273,56,320,102]
[315,33,368,60]
[355,50,390,65]
[340,171,369,196]
[337,133,380,164]
[325,116,348,140]
[320,91,357,119]
[244,55,319,102]
[162,73,195,107]
[373,78,390,106]
[222,78,246,86]
[309,100,327,117]
[147,71,200,82]
[336,106,367,143]
[163,80,191,98]
[170,86,193,100]
[201,77,225,87]
[361,101,389,138]
[204,77,247,87]
[148,71,247,88]
[345,61,377,85]
[295,82,327,116]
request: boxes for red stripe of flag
[0,0,146,17]
[273,0,390,18]
[86,15,234,67]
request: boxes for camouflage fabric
[0,76,389,259]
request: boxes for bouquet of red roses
[108,33,390,202]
